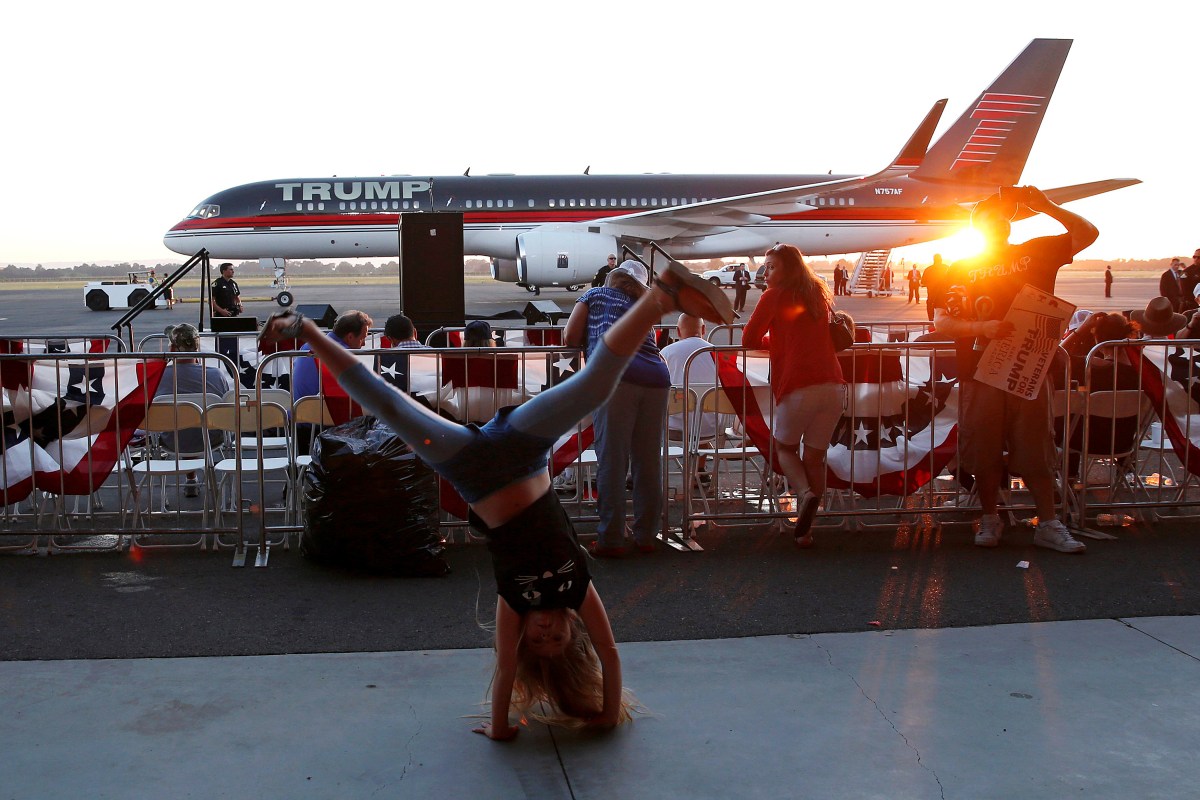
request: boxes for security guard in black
[211,262,242,317]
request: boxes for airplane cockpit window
[187,203,220,219]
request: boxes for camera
[1001,185,1033,205]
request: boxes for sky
[3,0,1195,268]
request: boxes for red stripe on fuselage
[169,205,968,233]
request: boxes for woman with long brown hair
[742,244,846,547]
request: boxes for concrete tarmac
[3,616,1198,798]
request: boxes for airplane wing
[1042,179,1142,206]
[590,100,948,240]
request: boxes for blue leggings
[338,341,631,482]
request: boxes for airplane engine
[516,227,615,289]
[490,258,520,283]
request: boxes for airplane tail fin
[912,38,1072,187]
[881,99,947,177]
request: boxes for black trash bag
[301,416,449,576]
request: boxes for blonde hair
[494,610,636,729]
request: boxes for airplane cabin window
[589,199,596,207]
[640,198,647,206]
[671,198,678,205]
[318,202,325,211]
[413,201,420,209]
[848,199,854,206]
[549,199,556,207]
[507,200,513,208]
[527,200,535,207]
[569,199,576,207]
[296,203,303,211]
[402,201,409,209]
[486,200,493,208]
[610,198,617,206]
[466,200,472,208]
[600,199,607,207]
[620,199,627,207]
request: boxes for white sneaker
[1033,519,1087,553]
[974,514,1003,547]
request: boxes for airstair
[849,249,893,296]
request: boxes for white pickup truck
[700,263,752,286]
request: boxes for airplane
[164,38,1138,293]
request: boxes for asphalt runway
[2,267,1197,665]
[0,268,1162,338]
[0,266,1195,666]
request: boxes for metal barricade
[672,339,1077,540]
[1072,338,1200,528]
[0,333,126,354]
[257,343,584,549]
[0,350,242,556]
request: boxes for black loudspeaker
[399,212,465,336]
[295,304,338,328]
[523,300,568,325]
[211,316,259,333]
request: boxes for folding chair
[205,399,294,547]
[691,386,775,523]
[125,399,214,547]
[291,395,338,521]
[222,387,293,453]
[1074,389,1154,523]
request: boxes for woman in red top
[742,245,846,547]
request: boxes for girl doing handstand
[259,263,732,739]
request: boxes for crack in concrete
[1120,618,1200,663]
[377,701,421,792]
[816,641,946,800]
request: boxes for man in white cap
[932,185,1098,554]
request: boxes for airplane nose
[163,230,188,255]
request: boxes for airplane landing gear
[268,259,294,307]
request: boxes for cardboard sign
[973,285,1075,399]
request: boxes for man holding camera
[932,185,1098,554]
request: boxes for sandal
[655,262,736,325]
[793,492,819,548]
[259,310,306,343]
